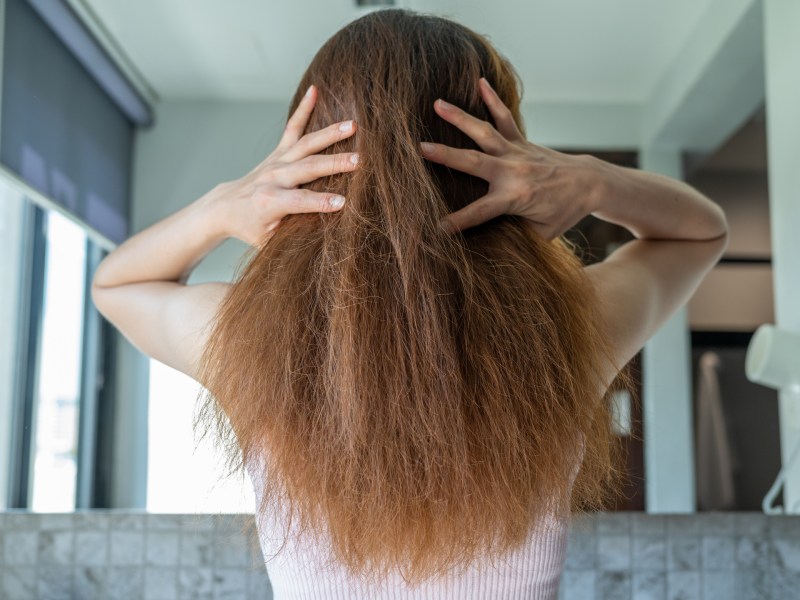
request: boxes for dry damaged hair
[195,8,635,588]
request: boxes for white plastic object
[745,324,800,392]
[745,324,800,514]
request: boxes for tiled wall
[1,510,799,599]
[560,511,800,600]
[0,511,270,600]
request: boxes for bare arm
[418,77,729,395]
[583,157,729,391]
[90,194,233,378]
[587,158,728,241]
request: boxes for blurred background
[0,0,796,521]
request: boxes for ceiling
[74,0,715,104]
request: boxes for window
[0,177,27,508]
[147,360,255,513]
[28,209,88,511]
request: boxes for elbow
[710,203,730,241]
[90,277,113,316]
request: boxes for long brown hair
[196,8,634,587]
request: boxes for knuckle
[288,189,305,207]
[465,149,483,168]
[477,122,495,140]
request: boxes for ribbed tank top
[246,440,583,600]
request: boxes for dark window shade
[1,0,133,244]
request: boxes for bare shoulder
[583,234,728,393]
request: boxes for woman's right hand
[421,78,606,240]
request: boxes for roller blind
[1,0,143,245]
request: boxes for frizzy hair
[194,8,635,588]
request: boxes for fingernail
[304,85,313,98]
[339,120,353,132]
[437,99,452,110]
[350,153,359,165]
[420,142,435,154]
[330,195,345,208]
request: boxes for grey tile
[39,514,75,531]
[145,566,178,600]
[698,513,735,535]
[38,565,73,600]
[148,515,183,531]
[596,535,630,571]
[560,570,594,600]
[215,532,251,568]
[107,567,144,600]
[110,531,145,566]
[596,512,631,534]
[632,570,665,600]
[734,513,768,536]
[631,513,666,536]
[111,512,145,530]
[178,567,213,599]
[213,568,248,599]
[4,532,38,566]
[215,514,253,535]
[596,571,630,599]
[735,536,770,570]
[180,514,215,532]
[667,516,700,537]
[146,531,181,567]
[633,535,666,571]
[3,513,38,531]
[180,532,215,567]
[666,570,698,600]
[733,569,771,600]
[1,567,36,600]
[770,537,800,570]
[667,536,699,571]
[75,531,109,566]
[38,530,74,565]
[702,571,736,600]
[564,533,594,570]
[771,569,800,599]
[74,566,107,600]
[74,512,111,531]
[701,536,735,570]
[767,516,800,538]
[247,568,273,600]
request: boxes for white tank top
[245,441,582,600]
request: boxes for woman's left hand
[210,84,359,248]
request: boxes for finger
[478,78,524,142]
[433,98,508,155]
[419,142,497,180]
[440,192,512,233]
[277,84,317,151]
[282,119,357,163]
[279,188,347,215]
[279,152,360,187]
